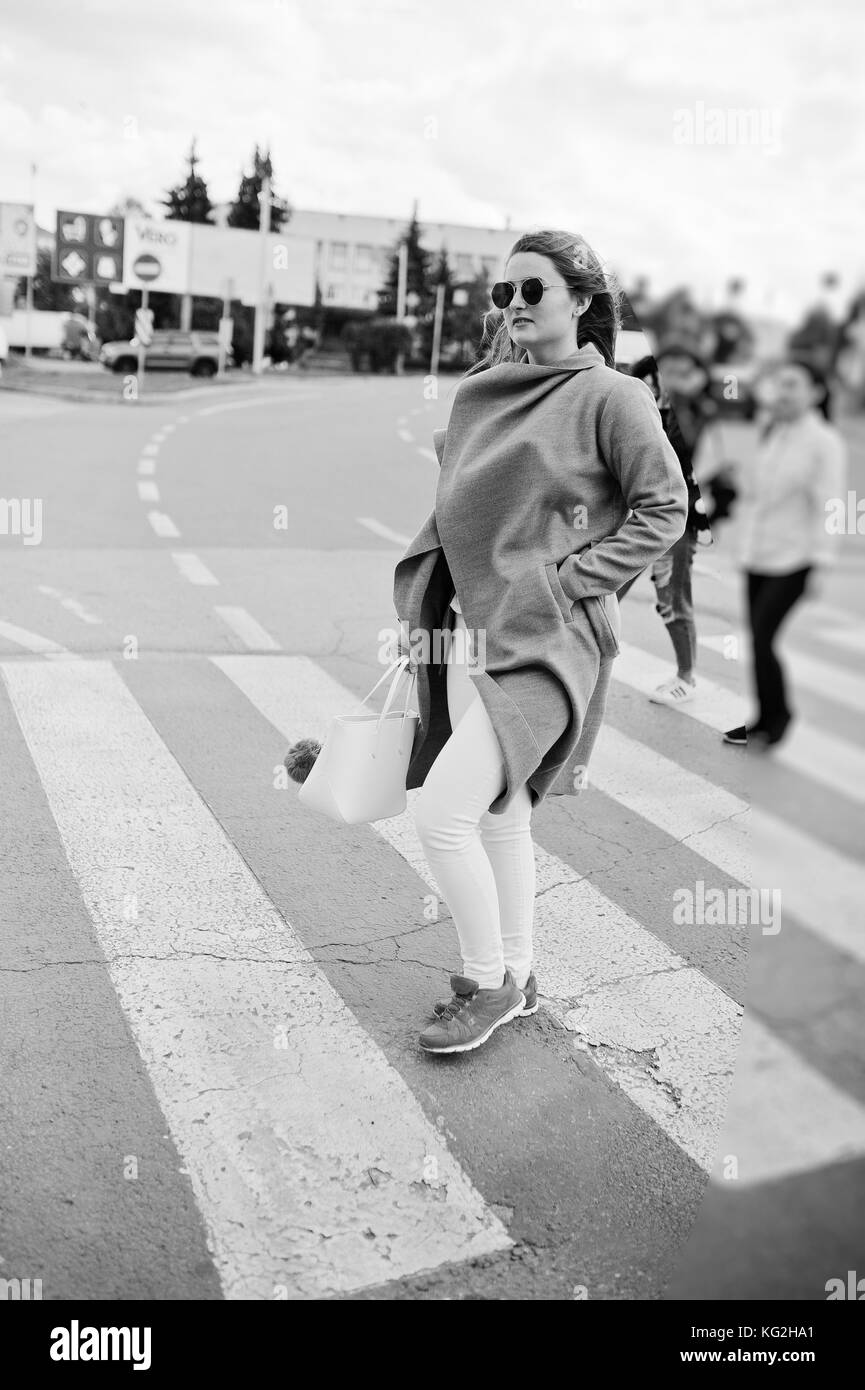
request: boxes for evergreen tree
[161,139,215,223]
[377,210,433,316]
[227,145,290,233]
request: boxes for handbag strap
[359,655,407,708]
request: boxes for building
[214,204,524,311]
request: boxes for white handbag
[297,655,419,825]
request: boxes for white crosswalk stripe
[616,641,865,806]
[699,632,865,716]
[590,724,864,965]
[4,614,864,1291]
[1,659,510,1300]
[213,653,865,1182]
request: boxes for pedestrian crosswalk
[1,594,863,1298]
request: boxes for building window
[354,244,374,272]
[456,253,474,278]
[329,242,348,270]
[481,256,499,281]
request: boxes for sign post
[218,276,234,379]
[430,282,446,377]
[252,175,273,376]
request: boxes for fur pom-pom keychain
[284,737,322,784]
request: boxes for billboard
[0,203,37,277]
[54,210,124,284]
[120,216,316,305]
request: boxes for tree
[15,246,77,311]
[416,245,455,362]
[377,209,434,317]
[109,195,152,220]
[447,265,495,367]
[160,139,215,223]
[227,144,290,233]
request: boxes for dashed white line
[397,427,414,443]
[356,516,411,546]
[0,620,77,657]
[137,458,156,475]
[416,446,438,464]
[172,553,219,587]
[214,606,280,651]
[141,442,160,457]
[36,586,103,627]
[148,511,181,539]
[138,480,160,503]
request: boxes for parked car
[99,330,229,377]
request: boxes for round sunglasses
[490,277,571,310]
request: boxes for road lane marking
[356,516,411,546]
[1,659,510,1298]
[416,447,438,464]
[397,427,414,443]
[194,394,321,418]
[0,620,77,657]
[212,655,744,1174]
[36,586,103,626]
[591,724,865,966]
[147,511,181,539]
[137,480,160,502]
[141,442,160,456]
[171,553,219,586]
[137,458,156,475]
[615,642,865,806]
[214,606,280,651]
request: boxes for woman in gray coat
[392,229,688,1055]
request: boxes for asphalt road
[0,375,862,1301]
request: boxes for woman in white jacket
[723,358,847,748]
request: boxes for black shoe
[722,725,748,745]
[723,722,771,747]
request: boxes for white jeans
[413,610,535,990]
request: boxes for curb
[0,369,354,407]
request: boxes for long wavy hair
[464,228,622,378]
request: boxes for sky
[1,0,862,322]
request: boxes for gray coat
[392,342,688,814]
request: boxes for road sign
[53,211,124,285]
[134,308,154,345]
[132,254,161,282]
[0,203,37,276]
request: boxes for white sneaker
[649,676,697,706]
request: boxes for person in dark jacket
[616,347,713,705]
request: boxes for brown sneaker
[419,969,525,1054]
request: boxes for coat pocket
[581,592,620,659]
[544,562,577,625]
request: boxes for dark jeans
[746,567,812,738]
[617,529,698,676]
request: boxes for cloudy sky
[2,0,862,320]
